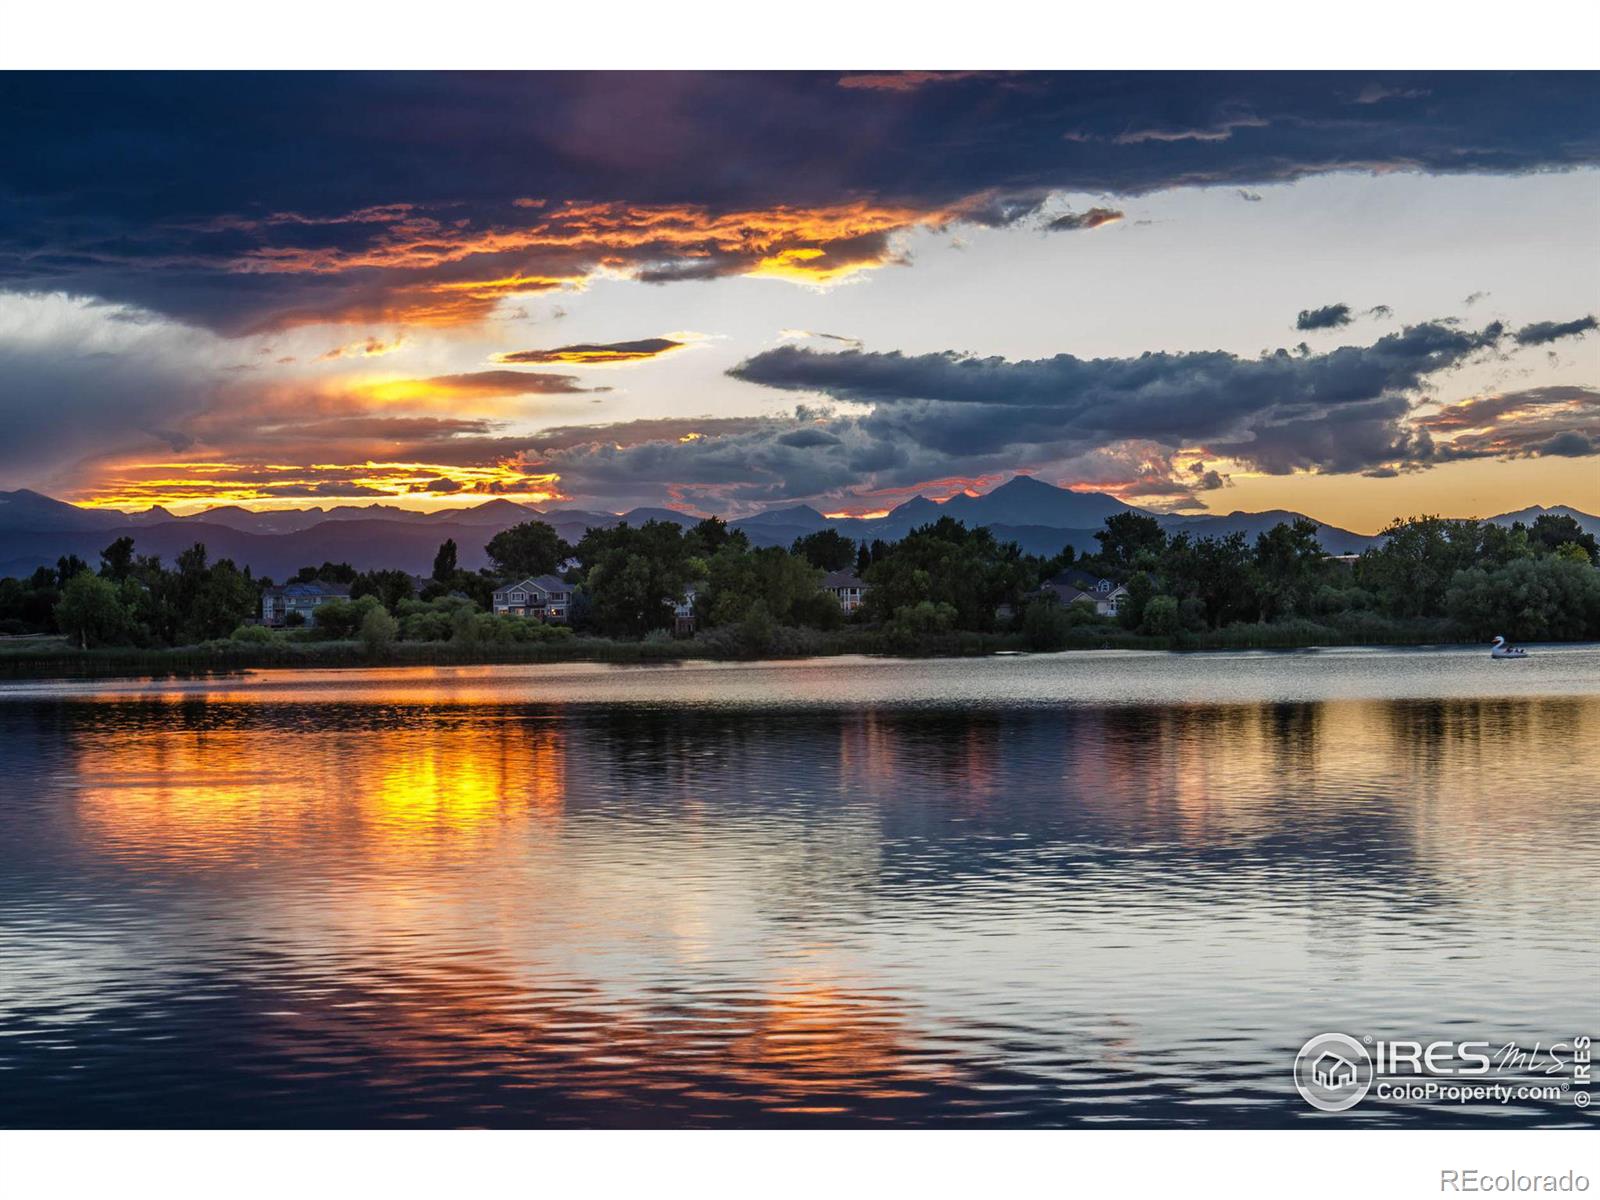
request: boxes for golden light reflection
[52,682,1600,1121]
[74,710,568,867]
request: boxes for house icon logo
[1312,1052,1357,1090]
[1294,1034,1374,1112]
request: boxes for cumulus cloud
[1044,207,1125,232]
[1296,303,1353,331]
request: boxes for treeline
[2,509,1597,656]
[1052,510,1600,648]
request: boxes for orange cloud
[496,337,685,366]
[315,334,405,361]
[211,198,963,327]
[74,461,566,510]
[836,71,990,92]
[361,370,603,404]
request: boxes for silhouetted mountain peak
[738,504,828,529]
[888,495,940,519]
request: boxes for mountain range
[2,476,1596,580]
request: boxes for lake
[1,646,1596,1128]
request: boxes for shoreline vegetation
[0,621,1576,682]
[3,508,1598,682]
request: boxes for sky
[0,70,1596,533]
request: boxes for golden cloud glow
[214,198,953,327]
[359,370,596,405]
[72,462,565,512]
[496,337,686,366]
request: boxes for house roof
[494,574,571,596]
[1048,566,1121,591]
[821,570,866,590]
[1042,581,1126,604]
[1043,583,1094,604]
[268,581,350,598]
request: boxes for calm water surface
[1,646,1596,1127]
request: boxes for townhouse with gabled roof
[491,574,573,623]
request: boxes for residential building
[821,569,869,613]
[260,580,351,627]
[492,574,573,622]
[1042,568,1128,617]
[672,582,704,635]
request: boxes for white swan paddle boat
[1490,636,1529,659]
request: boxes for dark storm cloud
[1296,303,1353,331]
[725,317,1596,481]
[1512,315,1598,346]
[1044,207,1125,232]
[0,72,1595,330]
[1539,431,1594,457]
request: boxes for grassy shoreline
[0,620,1529,681]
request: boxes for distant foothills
[3,475,1597,580]
[2,473,1598,675]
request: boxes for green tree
[359,605,399,655]
[486,521,568,580]
[292,561,357,585]
[55,572,129,648]
[861,518,1029,633]
[1140,593,1181,636]
[689,516,745,556]
[351,568,415,611]
[1093,512,1167,570]
[1022,596,1075,650]
[1357,516,1481,617]
[99,536,136,581]
[309,595,383,640]
[1527,513,1599,564]
[56,554,91,587]
[1118,571,1156,630]
[1253,518,1326,621]
[184,559,259,643]
[791,529,857,571]
[575,520,693,636]
[703,545,823,627]
[1445,556,1600,641]
[432,538,458,581]
[883,600,958,652]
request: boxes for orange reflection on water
[74,708,567,868]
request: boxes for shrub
[229,623,276,644]
[1140,594,1181,636]
[1022,598,1074,650]
[360,606,399,655]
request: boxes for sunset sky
[1,71,1596,532]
